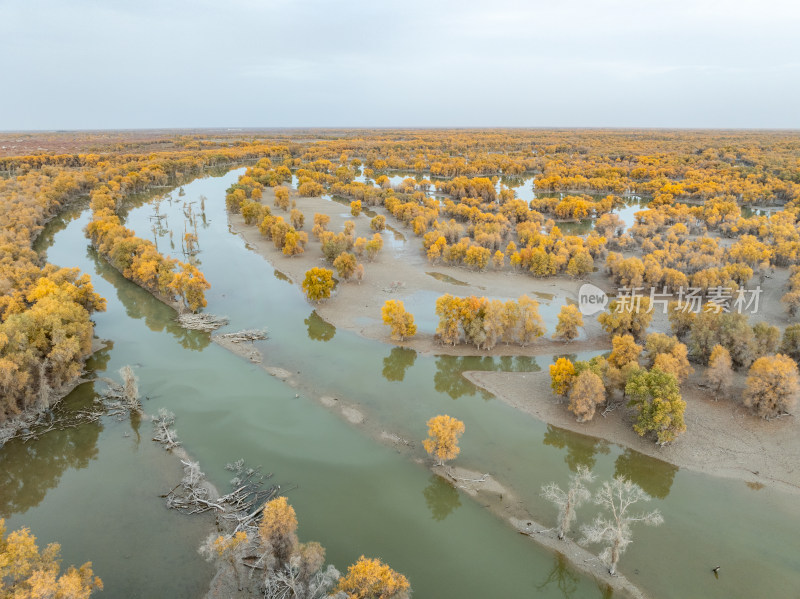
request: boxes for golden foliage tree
[705,344,733,395]
[568,370,606,422]
[258,496,299,568]
[422,415,465,466]
[302,268,334,302]
[0,519,103,599]
[333,252,357,281]
[550,357,577,397]
[336,556,411,599]
[381,300,417,341]
[626,368,686,444]
[553,304,583,342]
[743,354,800,419]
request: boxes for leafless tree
[580,477,663,575]
[541,465,595,540]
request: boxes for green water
[3,168,799,599]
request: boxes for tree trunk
[609,537,621,576]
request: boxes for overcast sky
[2,0,799,129]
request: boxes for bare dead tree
[541,465,595,540]
[262,559,342,599]
[152,408,180,449]
[119,366,141,413]
[580,476,663,575]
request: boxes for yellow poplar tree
[422,415,465,466]
[381,300,417,341]
[302,268,334,302]
[336,556,411,599]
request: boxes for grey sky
[2,0,799,129]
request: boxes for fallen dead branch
[215,329,268,343]
[176,312,230,332]
[444,467,490,483]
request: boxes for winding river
[2,168,798,599]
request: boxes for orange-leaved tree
[381,300,417,341]
[302,268,334,302]
[336,555,411,599]
[422,415,465,466]
[0,518,103,598]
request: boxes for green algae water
[2,168,798,599]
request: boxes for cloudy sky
[2,0,799,129]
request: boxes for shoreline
[211,329,646,599]
[464,369,800,495]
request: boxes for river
[2,167,798,599]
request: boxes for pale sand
[432,464,647,599]
[465,369,800,494]
[228,186,613,358]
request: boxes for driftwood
[0,406,103,446]
[152,408,181,450]
[100,366,143,415]
[2,365,143,447]
[176,312,230,332]
[162,456,282,534]
[444,467,490,483]
[215,329,268,343]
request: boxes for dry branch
[176,312,230,332]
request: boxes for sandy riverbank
[465,369,800,494]
[229,186,613,357]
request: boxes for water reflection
[614,449,678,499]
[422,475,462,522]
[273,268,293,284]
[0,383,102,517]
[305,310,336,342]
[433,355,540,400]
[88,248,211,351]
[542,425,611,472]
[536,552,580,598]
[382,347,417,382]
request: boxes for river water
[2,168,798,599]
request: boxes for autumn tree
[598,298,652,340]
[0,519,103,598]
[333,252,357,281]
[350,200,362,217]
[705,344,733,396]
[541,465,595,540]
[580,477,663,576]
[553,304,583,342]
[518,295,545,345]
[568,370,606,422]
[780,324,800,363]
[423,415,465,466]
[434,294,463,346]
[381,300,417,341]
[201,532,249,592]
[608,335,642,369]
[644,333,693,383]
[626,368,686,444]
[370,215,386,232]
[290,208,304,230]
[274,186,290,211]
[550,357,577,397]
[743,354,800,419]
[336,556,411,599]
[302,268,334,302]
[752,321,781,358]
[258,496,299,568]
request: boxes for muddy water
[3,168,799,599]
